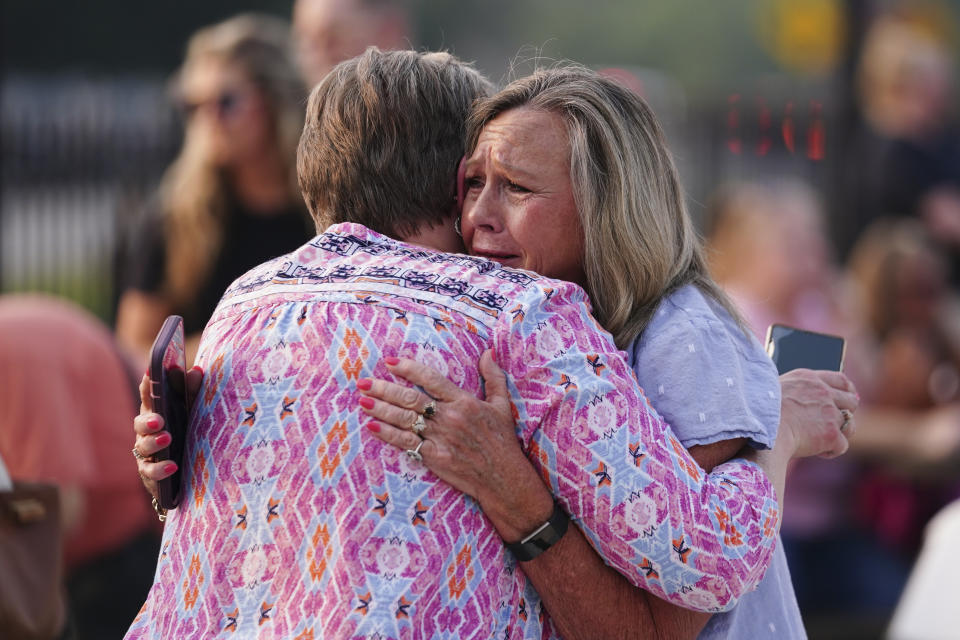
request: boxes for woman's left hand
[779,368,859,459]
[357,350,555,541]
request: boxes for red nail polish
[357,378,372,391]
[385,356,400,366]
[163,463,177,474]
[358,397,375,410]
[190,365,204,374]
[367,422,381,433]
[147,417,161,431]
[155,433,171,447]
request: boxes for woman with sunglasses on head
[116,14,311,369]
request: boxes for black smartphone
[149,315,189,510]
[765,324,847,375]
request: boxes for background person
[832,8,960,283]
[841,218,960,606]
[0,294,159,640]
[887,497,960,639]
[706,183,960,637]
[115,14,311,370]
[292,0,411,86]
[705,180,846,342]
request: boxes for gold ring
[421,400,437,419]
[411,414,427,435]
[840,409,853,434]
[405,438,425,462]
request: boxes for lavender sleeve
[629,286,781,450]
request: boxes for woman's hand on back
[357,350,555,541]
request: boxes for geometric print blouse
[126,223,780,640]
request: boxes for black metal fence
[1,74,180,322]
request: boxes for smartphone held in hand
[149,315,189,510]
[765,324,846,375]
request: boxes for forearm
[519,524,707,640]
[476,462,705,640]
[542,428,778,610]
[116,289,173,370]
[687,438,746,473]
[850,407,919,454]
[850,406,960,470]
[478,441,745,640]
[739,425,795,514]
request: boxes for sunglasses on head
[179,90,247,120]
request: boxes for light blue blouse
[628,284,806,639]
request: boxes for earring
[454,216,462,237]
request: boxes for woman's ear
[456,156,467,212]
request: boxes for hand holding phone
[765,324,846,375]
[149,315,189,510]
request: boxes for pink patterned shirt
[127,223,780,639]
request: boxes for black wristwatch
[506,501,570,562]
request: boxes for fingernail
[190,365,204,374]
[367,422,381,433]
[357,378,372,391]
[155,433,171,447]
[358,397,375,410]
[147,417,161,431]
[385,356,400,366]
[163,463,177,474]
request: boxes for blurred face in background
[179,56,274,169]
[775,192,832,295]
[708,184,831,307]
[859,18,954,139]
[293,0,409,86]
[892,249,947,330]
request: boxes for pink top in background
[0,295,156,568]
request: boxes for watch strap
[505,501,570,562]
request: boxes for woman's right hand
[779,368,860,459]
[357,350,556,542]
[133,368,204,499]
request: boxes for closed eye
[506,181,530,194]
[464,176,484,191]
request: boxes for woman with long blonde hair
[117,14,310,367]
[358,66,858,639]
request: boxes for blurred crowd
[704,12,960,638]
[2,1,959,639]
